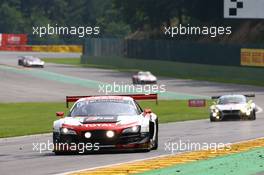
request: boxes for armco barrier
[83,38,264,66]
[31,45,82,53]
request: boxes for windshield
[70,100,139,117]
[28,57,40,61]
[138,72,151,76]
[218,96,246,104]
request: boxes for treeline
[0,0,260,43]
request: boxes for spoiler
[211,94,255,99]
[244,94,255,98]
[211,96,221,99]
[66,94,158,108]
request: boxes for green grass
[43,57,264,86]
[0,100,210,138]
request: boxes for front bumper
[53,131,150,152]
[211,110,251,120]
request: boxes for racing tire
[249,110,256,120]
[53,133,67,155]
[210,115,216,122]
[152,120,159,150]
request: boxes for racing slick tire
[152,120,159,150]
[249,110,256,120]
[210,115,217,122]
[52,133,71,155]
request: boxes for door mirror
[56,112,64,118]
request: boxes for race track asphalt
[0,51,264,175]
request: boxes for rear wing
[66,94,158,108]
[211,94,255,100]
[244,94,255,98]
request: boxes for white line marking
[256,106,263,114]
[55,137,264,175]
[0,133,51,141]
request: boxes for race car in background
[132,71,157,84]
[18,56,45,68]
[210,94,256,122]
[53,94,159,154]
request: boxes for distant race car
[132,71,157,84]
[210,94,256,122]
[18,56,45,68]
[53,94,159,154]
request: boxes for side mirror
[144,108,152,114]
[56,112,64,118]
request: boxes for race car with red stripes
[53,94,158,154]
[210,94,256,122]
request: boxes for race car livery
[53,94,158,154]
[132,71,157,84]
[210,94,256,121]
[18,56,45,68]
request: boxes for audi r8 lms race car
[18,56,45,68]
[53,94,158,154]
[132,71,157,84]
[210,94,256,122]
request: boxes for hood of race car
[62,115,142,126]
[216,103,247,111]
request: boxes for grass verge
[43,57,264,86]
[0,100,210,138]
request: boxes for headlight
[60,128,77,135]
[106,130,115,138]
[122,126,140,134]
[211,107,219,118]
[211,108,219,113]
[84,132,92,138]
[240,107,247,113]
[241,107,251,114]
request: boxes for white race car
[18,56,45,68]
[53,94,159,154]
[132,71,157,84]
[210,94,256,121]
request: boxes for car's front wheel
[152,120,159,150]
[249,110,256,120]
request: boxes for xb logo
[229,0,244,16]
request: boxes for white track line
[256,106,263,114]
[56,137,264,175]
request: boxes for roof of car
[219,95,246,99]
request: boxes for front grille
[222,110,240,115]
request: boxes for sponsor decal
[83,116,118,123]
[85,123,115,127]
[188,99,206,107]
[241,48,264,67]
